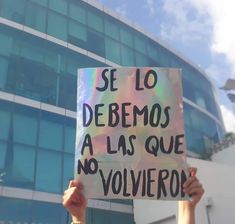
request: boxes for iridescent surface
[76,67,188,200]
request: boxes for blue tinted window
[39,112,64,151]
[0,0,26,23]
[64,125,76,153]
[44,44,67,73]
[0,197,67,223]
[0,23,106,111]
[32,200,67,224]
[182,68,219,118]
[68,20,87,48]
[88,10,103,32]
[6,57,57,103]
[184,103,220,155]
[147,41,159,62]
[44,50,60,71]
[105,19,119,40]
[217,124,225,140]
[170,55,182,68]
[0,141,7,169]
[58,75,77,111]
[87,30,105,57]
[159,47,170,66]
[0,33,12,56]
[185,125,205,154]
[36,150,62,193]
[13,113,38,146]
[63,154,74,190]
[0,197,31,222]
[0,109,10,140]
[48,11,67,41]
[11,144,35,188]
[69,1,86,24]
[21,37,44,64]
[105,38,121,64]
[135,52,149,66]
[49,0,67,15]
[0,57,8,90]
[134,35,146,54]
[194,90,207,109]
[111,210,134,224]
[25,2,47,32]
[92,208,111,223]
[120,27,133,47]
[121,45,135,66]
[66,50,106,75]
[30,0,48,6]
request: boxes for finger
[63,193,74,207]
[64,191,86,208]
[183,176,198,188]
[71,187,85,202]
[64,186,77,195]
[68,180,76,188]
[189,167,197,177]
[188,186,204,196]
[63,187,79,201]
[68,179,84,190]
[77,181,84,190]
[78,195,87,208]
[184,182,202,194]
[63,188,80,207]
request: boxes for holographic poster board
[75,67,189,200]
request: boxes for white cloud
[144,0,156,17]
[206,64,229,88]
[115,3,127,16]
[189,0,235,77]
[160,0,235,76]
[189,1,235,134]
[206,64,235,134]
[160,0,212,44]
[220,104,235,133]
[159,0,235,134]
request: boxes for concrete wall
[212,144,235,166]
[134,156,235,224]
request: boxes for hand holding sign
[75,67,188,200]
[63,168,204,224]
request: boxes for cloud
[189,0,235,77]
[159,0,235,134]
[160,0,212,44]
[160,0,235,76]
[206,64,235,134]
[205,65,221,85]
[115,3,127,16]
[144,0,156,17]
[205,60,231,88]
[220,104,235,133]
[189,1,235,134]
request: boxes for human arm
[63,180,87,224]
[178,167,204,224]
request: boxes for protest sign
[75,67,188,200]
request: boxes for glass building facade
[0,0,224,223]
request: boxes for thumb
[68,180,77,188]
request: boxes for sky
[97,0,235,133]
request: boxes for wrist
[179,200,196,212]
[71,220,85,224]
[71,215,86,224]
[178,201,195,224]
